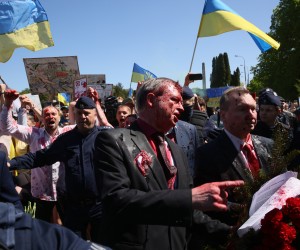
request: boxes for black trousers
[35,200,56,223]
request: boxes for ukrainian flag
[198,0,280,52]
[131,63,157,83]
[0,0,54,63]
[57,93,70,106]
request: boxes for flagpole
[189,37,199,72]
[0,75,7,85]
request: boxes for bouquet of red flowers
[256,197,300,250]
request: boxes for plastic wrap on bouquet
[238,172,300,237]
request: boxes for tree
[252,0,300,101]
[210,53,232,87]
[19,88,31,94]
[230,67,241,86]
[211,57,217,87]
[224,53,231,86]
[113,83,128,99]
[247,78,264,94]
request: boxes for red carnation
[134,150,152,177]
[261,208,283,233]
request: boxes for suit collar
[220,131,254,182]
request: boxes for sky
[1,0,280,93]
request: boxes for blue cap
[258,91,281,107]
[75,96,95,109]
[182,87,194,100]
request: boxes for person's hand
[0,83,6,93]
[191,180,244,212]
[137,81,143,91]
[15,186,22,194]
[184,73,194,86]
[87,87,99,103]
[4,89,19,106]
[19,95,34,108]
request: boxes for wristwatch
[0,91,4,95]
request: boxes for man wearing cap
[252,90,293,143]
[0,89,75,223]
[8,96,112,241]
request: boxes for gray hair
[135,77,180,113]
[220,87,250,111]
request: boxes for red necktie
[154,134,177,189]
[242,143,260,177]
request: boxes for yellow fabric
[198,10,280,50]
[9,139,15,160]
[14,138,29,157]
[0,21,54,63]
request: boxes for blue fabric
[202,0,238,15]
[0,0,48,34]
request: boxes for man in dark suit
[93,78,244,250]
[0,151,22,210]
[192,87,273,247]
[194,87,273,185]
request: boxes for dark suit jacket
[0,151,23,210]
[94,122,194,250]
[194,131,273,225]
[194,131,273,185]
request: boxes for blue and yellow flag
[131,63,157,83]
[198,0,280,52]
[0,0,54,63]
[57,93,71,106]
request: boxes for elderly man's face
[152,83,184,133]
[75,108,97,133]
[221,93,257,139]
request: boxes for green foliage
[24,201,36,218]
[246,78,264,94]
[223,53,231,86]
[228,126,300,249]
[211,57,217,87]
[252,0,300,100]
[230,67,241,86]
[211,53,231,87]
[113,83,129,99]
[19,88,31,94]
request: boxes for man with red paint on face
[93,78,244,249]
[0,89,75,223]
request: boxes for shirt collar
[136,118,158,139]
[224,129,253,151]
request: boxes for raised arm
[0,90,33,143]
[87,87,113,127]
[19,94,42,123]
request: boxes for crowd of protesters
[0,74,299,249]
